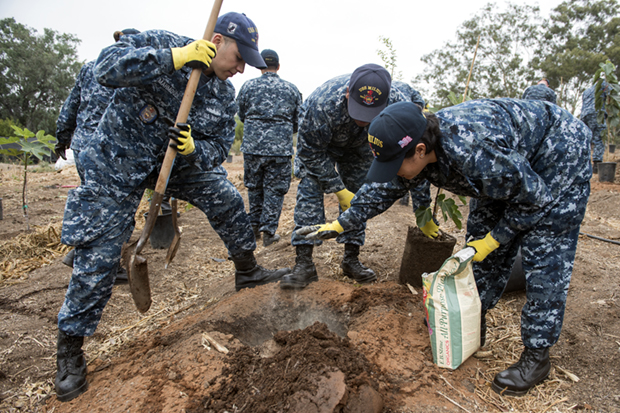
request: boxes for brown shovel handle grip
[154,0,224,196]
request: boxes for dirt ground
[0,155,619,413]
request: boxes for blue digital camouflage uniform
[237,71,302,235]
[522,84,557,104]
[58,30,254,337]
[581,84,608,162]
[339,98,592,349]
[292,74,406,247]
[393,80,425,108]
[55,60,115,181]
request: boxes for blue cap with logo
[347,63,392,123]
[215,12,266,69]
[261,49,279,66]
[366,101,428,183]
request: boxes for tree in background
[414,2,542,108]
[0,18,82,135]
[377,36,403,81]
[533,0,620,114]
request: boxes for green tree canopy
[533,0,619,113]
[0,18,82,135]
[413,2,543,108]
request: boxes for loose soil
[0,155,619,413]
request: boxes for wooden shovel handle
[155,0,224,195]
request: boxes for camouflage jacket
[339,98,591,244]
[55,61,115,151]
[522,84,557,104]
[86,29,237,202]
[580,83,608,120]
[295,74,406,193]
[392,80,425,107]
[237,72,302,156]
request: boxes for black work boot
[263,232,281,247]
[280,245,318,290]
[55,331,88,402]
[62,249,75,268]
[251,225,261,241]
[341,244,377,284]
[492,347,551,396]
[232,251,290,291]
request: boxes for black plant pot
[608,144,616,154]
[598,162,617,183]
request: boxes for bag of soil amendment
[422,247,481,370]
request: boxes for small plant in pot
[399,188,467,288]
[594,60,620,183]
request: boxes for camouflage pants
[466,181,590,349]
[292,147,373,247]
[582,114,606,162]
[58,165,255,337]
[243,154,292,235]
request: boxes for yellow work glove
[415,206,439,239]
[420,217,440,239]
[466,233,500,262]
[168,123,196,156]
[296,220,344,241]
[170,39,216,71]
[335,188,355,211]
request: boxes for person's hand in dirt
[168,123,196,156]
[466,233,500,262]
[297,220,344,240]
[335,189,355,211]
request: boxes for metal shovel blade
[123,243,151,313]
[165,198,181,269]
[125,191,164,313]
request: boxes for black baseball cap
[215,12,266,69]
[261,49,279,66]
[366,101,428,183]
[347,63,391,123]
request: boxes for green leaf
[415,206,434,229]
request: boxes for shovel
[124,0,224,314]
[165,197,181,268]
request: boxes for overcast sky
[1,0,564,100]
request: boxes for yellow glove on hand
[335,189,355,211]
[168,123,196,156]
[296,220,344,241]
[171,39,217,71]
[420,217,440,239]
[466,233,500,262]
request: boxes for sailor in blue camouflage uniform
[55,29,140,274]
[392,80,426,207]
[522,78,557,104]
[279,64,406,290]
[54,13,291,403]
[581,81,609,173]
[299,99,592,397]
[54,29,141,181]
[237,48,302,247]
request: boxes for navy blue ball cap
[366,101,428,183]
[347,63,392,123]
[261,49,279,66]
[215,12,266,69]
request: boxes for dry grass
[0,222,70,286]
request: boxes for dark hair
[404,110,441,158]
